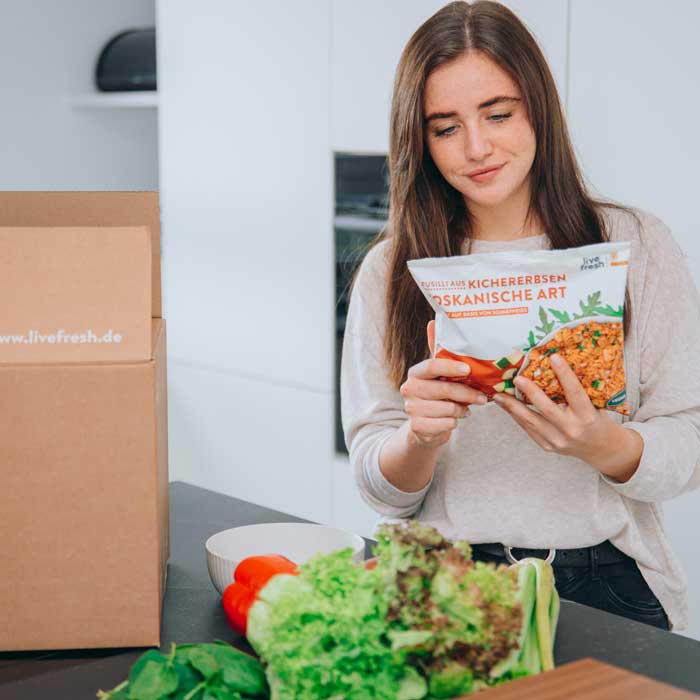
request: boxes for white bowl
[205,522,366,595]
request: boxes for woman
[341,0,700,632]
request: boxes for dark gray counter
[1,481,699,698]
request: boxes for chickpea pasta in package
[407,241,631,414]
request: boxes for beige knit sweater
[341,206,700,631]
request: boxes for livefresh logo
[581,256,605,271]
[0,329,124,345]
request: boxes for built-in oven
[334,154,389,454]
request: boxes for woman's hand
[400,320,488,448]
[493,352,642,481]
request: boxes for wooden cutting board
[458,658,698,698]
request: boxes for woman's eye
[489,112,513,123]
[435,125,457,138]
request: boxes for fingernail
[477,394,488,404]
[493,394,504,404]
[458,364,470,374]
[514,376,525,386]
[550,354,563,366]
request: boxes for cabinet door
[158,0,334,392]
[331,0,569,153]
[159,0,335,525]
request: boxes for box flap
[0,191,162,317]
[0,226,151,364]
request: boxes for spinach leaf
[187,649,220,680]
[128,650,168,685]
[129,660,178,700]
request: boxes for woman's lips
[467,164,504,183]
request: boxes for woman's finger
[404,398,469,419]
[403,376,488,405]
[408,356,471,381]
[513,375,572,431]
[548,353,596,416]
[493,394,563,448]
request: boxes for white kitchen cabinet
[332,455,382,538]
[168,361,334,524]
[158,0,335,526]
[158,0,334,394]
[331,0,569,154]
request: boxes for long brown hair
[376,0,634,387]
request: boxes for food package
[407,241,631,414]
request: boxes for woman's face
[423,51,536,214]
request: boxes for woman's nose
[464,125,493,162]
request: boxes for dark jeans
[471,545,670,631]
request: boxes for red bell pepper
[222,554,298,635]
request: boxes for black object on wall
[96,28,157,92]
[335,154,389,454]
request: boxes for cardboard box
[0,225,152,363]
[0,192,169,651]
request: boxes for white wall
[158,0,336,524]
[568,0,700,277]
[0,0,157,190]
[567,0,700,642]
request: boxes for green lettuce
[247,548,424,700]
[247,521,546,699]
[372,523,523,695]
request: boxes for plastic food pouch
[407,241,631,414]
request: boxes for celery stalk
[520,610,541,674]
[528,558,555,671]
[550,586,561,648]
[488,562,537,679]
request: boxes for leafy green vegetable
[130,661,179,700]
[246,522,527,700]
[96,642,267,700]
[428,661,474,698]
[98,524,561,700]
[247,548,416,700]
[187,649,219,680]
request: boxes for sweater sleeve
[601,215,700,501]
[340,241,433,517]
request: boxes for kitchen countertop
[1,481,699,698]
